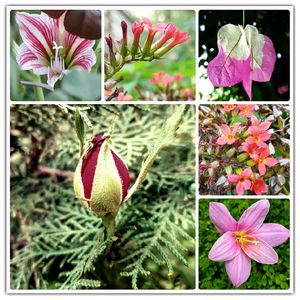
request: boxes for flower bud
[74,134,130,217]
[120,20,128,58]
[105,35,117,67]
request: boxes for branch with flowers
[199,104,290,195]
[104,15,194,101]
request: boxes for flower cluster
[217,106,278,195]
[199,104,290,195]
[104,17,189,82]
[146,71,194,100]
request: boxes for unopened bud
[74,134,130,217]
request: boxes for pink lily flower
[252,146,278,176]
[238,104,256,118]
[227,167,252,195]
[216,124,240,145]
[16,12,96,88]
[242,142,269,161]
[208,200,290,287]
[250,177,267,195]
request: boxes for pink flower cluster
[217,105,278,195]
[150,71,194,100]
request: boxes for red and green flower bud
[74,134,130,217]
[120,20,128,58]
[131,22,144,57]
[105,35,117,67]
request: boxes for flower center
[235,229,259,247]
[50,41,65,74]
[259,158,265,164]
[226,133,234,140]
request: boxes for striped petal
[16,43,48,75]
[63,30,96,71]
[16,12,55,63]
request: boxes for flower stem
[124,105,189,201]
[243,10,245,28]
[33,75,44,101]
[102,215,116,254]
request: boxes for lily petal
[208,232,240,262]
[16,43,48,75]
[209,202,237,234]
[242,238,278,264]
[225,248,251,287]
[253,223,290,247]
[237,199,270,233]
[16,12,55,62]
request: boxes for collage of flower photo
[8,5,293,294]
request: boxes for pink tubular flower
[155,29,189,57]
[252,147,278,176]
[238,104,256,118]
[208,200,290,287]
[16,12,96,88]
[181,88,193,100]
[131,21,144,56]
[151,22,177,52]
[216,124,240,145]
[227,167,252,195]
[223,104,236,112]
[250,177,267,195]
[142,17,166,54]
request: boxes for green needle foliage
[10,104,195,290]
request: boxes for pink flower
[238,104,255,118]
[227,167,252,195]
[131,21,144,56]
[250,178,267,195]
[208,200,290,287]
[16,12,96,88]
[242,142,261,160]
[246,116,271,147]
[223,104,236,112]
[216,124,240,145]
[142,17,167,54]
[117,92,133,101]
[181,88,193,100]
[252,147,278,176]
[151,22,177,52]
[155,29,189,57]
[173,73,183,83]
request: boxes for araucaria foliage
[10,104,195,290]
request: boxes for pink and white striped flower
[16,12,96,88]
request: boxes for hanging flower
[208,200,290,287]
[74,134,130,217]
[16,12,96,88]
